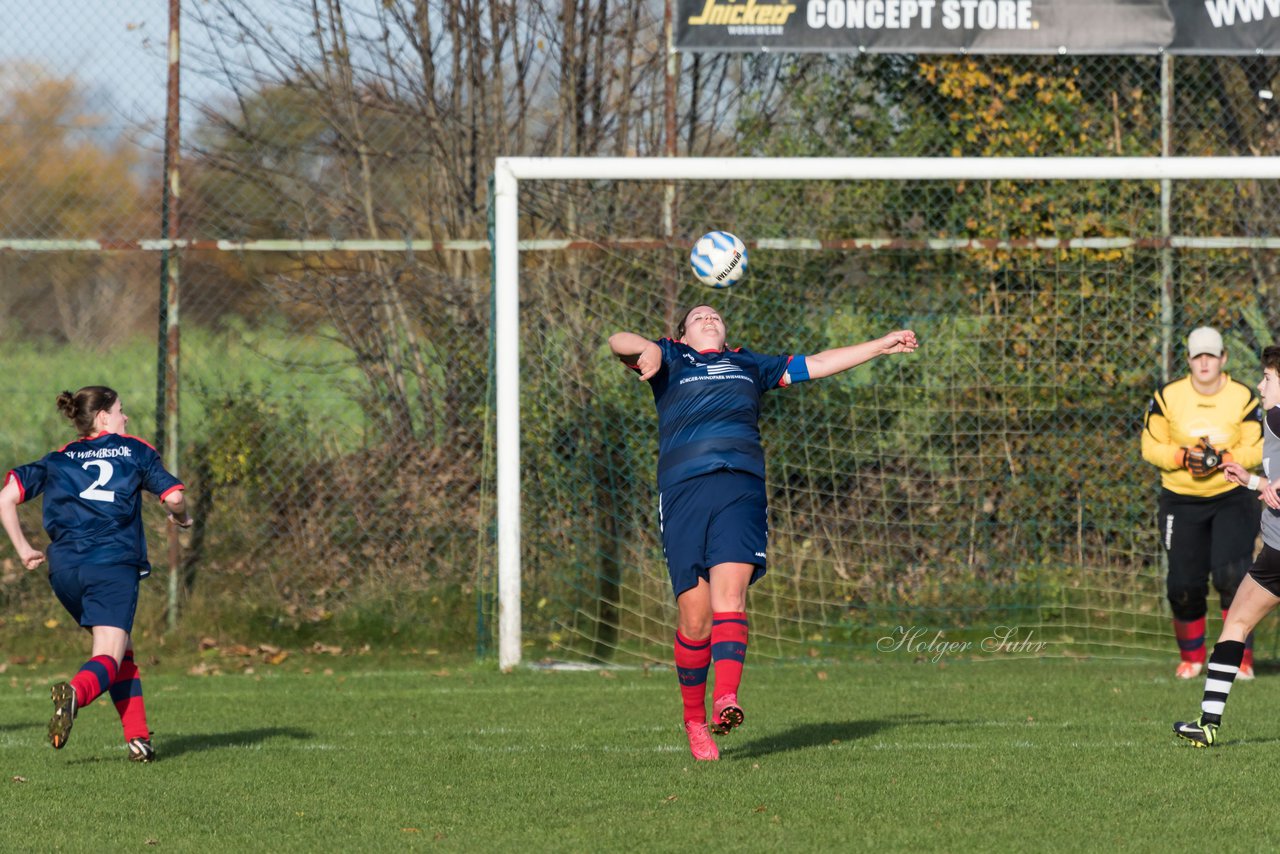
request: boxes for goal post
[494,155,1280,671]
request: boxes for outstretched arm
[609,332,663,382]
[805,330,918,381]
[0,477,44,570]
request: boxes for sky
[0,0,239,142]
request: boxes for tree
[0,71,155,346]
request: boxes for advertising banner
[676,0,1280,54]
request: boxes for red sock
[1173,617,1207,664]
[109,651,150,741]
[70,655,119,709]
[674,632,711,724]
[711,612,749,701]
[1223,609,1256,671]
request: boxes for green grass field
[3,655,1278,852]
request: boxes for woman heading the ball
[609,305,917,761]
[0,386,192,762]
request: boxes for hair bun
[55,390,76,419]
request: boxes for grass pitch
[2,655,1276,852]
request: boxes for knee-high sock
[674,632,711,724]
[1222,609,1255,670]
[711,612,749,701]
[70,655,118,709]
[109,650,150,741]
[1174,617,1207,664]
[1201,640,1246,725]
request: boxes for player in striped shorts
[1175,345,1280,746]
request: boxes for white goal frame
[492,155,1280,671]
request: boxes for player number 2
[79,460,116,503]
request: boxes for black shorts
[1158,486,1259,580]
[1249,543,1280,598]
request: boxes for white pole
[503,156,1280,182]
[494,159,522,671]
[1159,57,1175,384]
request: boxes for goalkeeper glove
[1177,439,1222,478]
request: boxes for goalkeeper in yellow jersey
[1142,327,1263,680]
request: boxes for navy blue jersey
[646,339,809,490]
[6,432,183,578]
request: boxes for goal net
[493,156,1280,669]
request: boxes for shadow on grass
[156,727,314,761]
[0,722,40,733]
[1214,735,1280,747]
[726,714,948,759]
[61,727,314,765]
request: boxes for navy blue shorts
[659,470,768,599]
[48,565,142,632]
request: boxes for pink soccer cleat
[709,692,744,735]
[1175,661,1203,680]
[684,720,719,761]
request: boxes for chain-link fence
[1,1,1278,661]
[512,167,1278,665]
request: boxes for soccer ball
[689,231,747,288]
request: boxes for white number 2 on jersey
[79,460,116,503]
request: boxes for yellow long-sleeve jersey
[1141,374,1263,497]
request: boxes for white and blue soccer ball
[689,230,747,288]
